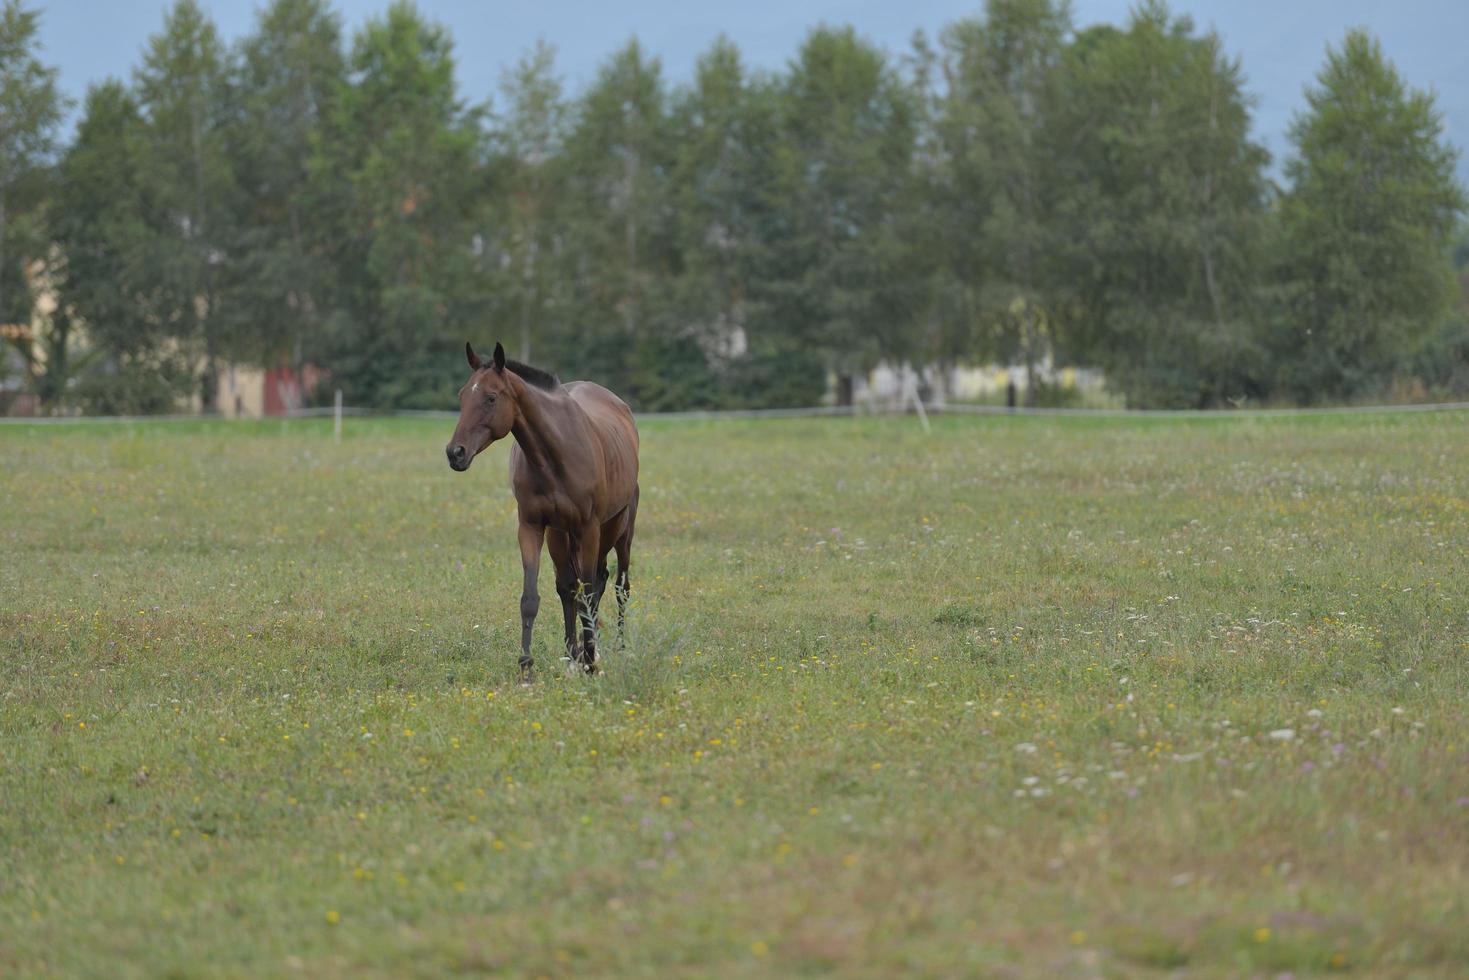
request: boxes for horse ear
[466,342,482,370]
[492,342,506,372]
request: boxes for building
[855,359,1105,408]
[209,363,326,418]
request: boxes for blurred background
[1,0,1465,417]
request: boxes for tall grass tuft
[582,595,686,707]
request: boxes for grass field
[3,411,1467,977]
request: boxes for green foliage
[311,1,486,410]
[220,0,346,373]
[71,350,194,414]
[55,87,163,357]
[1048,2,1272,407]
[0,0,65,383]
[760,27,922,394]
[626,333,719,412]
[718,344,827,409]
[1274,30,1466,402]
[14,0,1469,412]
[489,40,568,367]
[129,0,237,409]
[665,42,771,380]
[929,0,1071,400]
[1401,316,1469,398]
[555,39,675,400]
[619,336,826,412]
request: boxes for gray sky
[33,0,1469,184]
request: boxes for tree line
[1,0,1465,413]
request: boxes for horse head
[446,341,516,471]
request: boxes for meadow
[2,411,1467,977]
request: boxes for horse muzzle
[445,443,471,471]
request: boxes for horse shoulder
[563,384,638,506]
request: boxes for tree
[1049,3,1270,407]
[764,26,922,404]
[132,0,236,410]
[1403,221,1469,397]
[662,38,823,409]
[1275,29,1466,401]
[492,40,568,365]
[54,82,194,412]
[0,0,64,391]
[224,0,345,376]
[313,1,485,408]
[559,39,674,399]
[932,0,1071,403]
[667,38,753,359]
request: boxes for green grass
[3,412,1467,977]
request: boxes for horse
[445,341,640,675]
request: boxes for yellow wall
[216,364,267,418]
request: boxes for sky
[31,0,1469,185]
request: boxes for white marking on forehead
[471,382,480,392]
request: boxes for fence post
[334,389,343,443]
[905,367,931,433]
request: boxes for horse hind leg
[614,486,638,634]
[571,525,603,673]
[613,535,631,633]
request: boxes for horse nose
[446,444,466,466]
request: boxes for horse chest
[514,483,592,530]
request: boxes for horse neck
[509,379,572,482]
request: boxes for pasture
[2,411,1467,977]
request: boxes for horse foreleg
[555,579,578,663]
[547,530,578,664]
[516,521,545,678]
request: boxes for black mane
[505,358,561,391]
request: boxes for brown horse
[446,341,639,675]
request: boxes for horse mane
[505,359,561,392]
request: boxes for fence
[5,398,1469,426]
